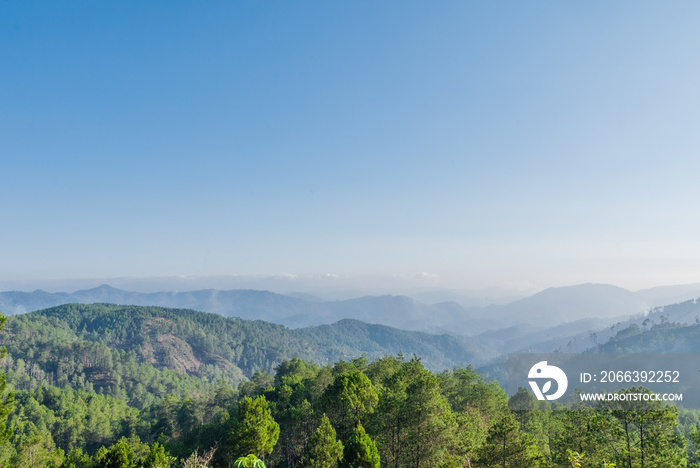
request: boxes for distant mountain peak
[74,284,124,294]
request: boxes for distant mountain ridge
[3,283,697,341]
[0,285,472,331]
[636,283,700,308]
[481,283,648,327]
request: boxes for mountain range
[3,283,700,361]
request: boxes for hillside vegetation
[0,303,697,467]
[0,303,488,398]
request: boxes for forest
[0,304,698,467]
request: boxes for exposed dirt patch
[156,333,200,374]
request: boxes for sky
[2,1,700,292]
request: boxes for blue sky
[2,2,700,291]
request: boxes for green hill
[0,304,697,468]
[0,303,489,404]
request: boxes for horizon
[1,274,699,297]
[4,2,700,290]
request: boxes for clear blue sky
[2,1,700,290]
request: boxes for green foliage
[94,435,174,468]
[551,394,614,466]
[438,364,508,417]
[9,428,64,468]
[95,437,138,468]
[341,422,379,468]
[402,359,460,467]
[476,412,543,467]
[230,396,280,462]
[322,369,378,440]
[8,385,144,455]
[0,312,14,445]
[549,387,688,468]
[601,387,686,468]
[369,357,465,467]
[300,414,343,468]
[567,449,584,468]
[234,454,266,467]
[0,304,697,468]
[60,448,95,468]
[1,302,486,391]
[142,443,174,468]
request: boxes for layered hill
[0,303,490,393]
[0,283,667,337]
[0,285,472,332]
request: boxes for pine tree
[322,371,379,441]
[476,412,542,467]
[230,395,280,462]
[601,387,686,468]
[341,422,380,468]
[551,393,617,467]
[402,361,459,467]
[300,414,343,468]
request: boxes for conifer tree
[476,412,542,467]
[402,361,460,467]
[601,387,686,468]
[341,422,380,468]
[300,414,343,468]
[322,370,379,441]
[230,395,280,463]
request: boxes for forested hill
[0,304,698,467]
[0,303,489,390]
